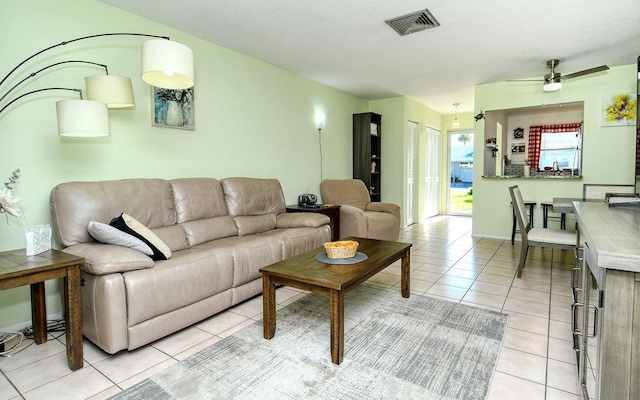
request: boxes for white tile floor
[0,215,581,399]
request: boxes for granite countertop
[482,175,583,179]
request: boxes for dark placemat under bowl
[315,252,368,265]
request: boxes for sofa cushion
[279,225,331,259]
[63,243,154,275]
[221,178,286,236]
[50,179,176,247]
[200,233,283,287]
[111,214,172,260]
[170,178,229,222]
[170,178,238,245]
[123,247,234,326]
[232,214,277,236]
[87,221,154,256]
[181,218,238,246]
[276,213,329,228]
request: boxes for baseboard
[471,233,513,241]
[0,311,64,333]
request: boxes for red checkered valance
[528,123,582,169]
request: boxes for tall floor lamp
[0,33,195,137]
[315,112,326,182]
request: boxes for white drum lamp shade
[85,75,135,108]
[141,39,194,89]
[56,100,110,137]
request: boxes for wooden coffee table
[260,237,411,365]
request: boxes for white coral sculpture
[0,169,22,218]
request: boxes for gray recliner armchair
[320,179,400,241]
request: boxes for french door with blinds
[407,122,440,225]
[424,126,440,218]
[406,121,418,225]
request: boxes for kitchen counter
[481,175,582,179]
[572,200,640,399]
[573,201,640,272]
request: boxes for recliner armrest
[337,205,368,239]
[366,202,400,220]
[63,243,154,275]
[276,213,329,228]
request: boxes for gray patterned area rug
[111,284,508,400]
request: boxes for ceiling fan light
[543,81,562,92]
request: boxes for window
[539,131,579,169]
[528,123,582,172]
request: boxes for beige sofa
[50,177,330,354]
[320,179,400,241]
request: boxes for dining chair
[509,185,577,278]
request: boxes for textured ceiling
[100,0,640,114]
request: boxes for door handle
[588,304,598,338]
[571,303,584,353]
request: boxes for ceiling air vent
[385,9,440,36]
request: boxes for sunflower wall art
[601,93,637,127]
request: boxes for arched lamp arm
[0,60,108,105]
[0,32,169,89]
[0,87,82,115]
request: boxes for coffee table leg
[30,282,47,345]
[330,289,344,365]
[64,265,83,370]
[401,250,410,298]
[262,273,276,339]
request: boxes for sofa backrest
[221,177,286,236]
[170,178,237,246]
[50,176,289,249]
[50,179,178,248]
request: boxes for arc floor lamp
[0,33,195,137]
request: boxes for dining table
[552,197,584,214]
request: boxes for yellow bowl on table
[323,240,359,259]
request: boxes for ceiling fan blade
[505,79,544,82]
[561,65,609,80]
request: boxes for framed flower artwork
[601,93,637,127]
[152,86,195,130]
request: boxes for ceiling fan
[509,60,609,92]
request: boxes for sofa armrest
[63,243,154,275]
[366,202,400,220]
[338,204,368,239]
[276,213,330,229]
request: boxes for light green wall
[473,64,637,238]
[0,0,367,328]
[369,97,404,213]
[369,97,444,226]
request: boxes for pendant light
[452,103,460,129]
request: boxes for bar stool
[541,202,566,229]
[511,200,536,244]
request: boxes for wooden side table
[286,204,341,241]
[0,249,84,370]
